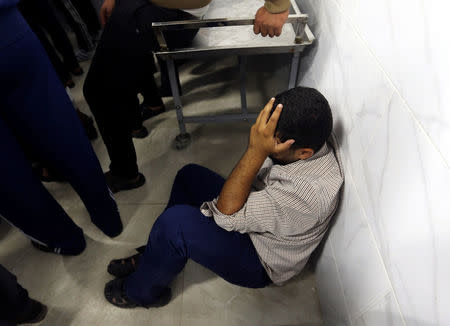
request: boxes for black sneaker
[76,109,98,140]
[31,240,85,256]
[15,299,48,325]
[104,278,171,309]
[104,171,146,193]
[141,104,166,122]
[107,252,141,278]
[131,126,149,139]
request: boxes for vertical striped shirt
[200,134,344,285]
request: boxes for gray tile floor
[0,56,322,326]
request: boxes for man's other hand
[100,0,115,27]
[249,98,295,158]
[253,7,289,37]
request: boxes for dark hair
[271,87,333,152]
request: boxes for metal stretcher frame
[152,0,315,149]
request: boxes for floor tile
[180,262,322,326]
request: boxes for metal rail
[149,1,315,149]
[153,15,309,52]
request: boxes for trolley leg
[288,52,300,89]
[238,56,248,120]
[167,58,191,149]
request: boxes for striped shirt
[200,134,344,285]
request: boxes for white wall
[296,0,450,325]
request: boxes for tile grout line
[329,0,450,170]
[333,0,443,319]
[300,63,393,169]
[343,163,406,326]
[349,288,392,323]
[296,80,389,325]
[314,0,432,323]
[328,239,352,325]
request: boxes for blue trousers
[125,164,271,305]
[0,8,122,255]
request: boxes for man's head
[269,87,333,163]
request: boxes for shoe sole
[107,173,146,193]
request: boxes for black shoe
[104,171,146,193]
[71,66,84,76]
[141,103,166,122]
[104,278,171,309]
[131,126,149,139]
[14,299,47,325]
[76,109,98,140]
[65,79,75,88]
[31,240,85,256]
[32,163,66,183]
[107,252,141,278]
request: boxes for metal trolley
[152,0,315,149]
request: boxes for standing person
[83,0,291,193]
[103,87,344,308]
[18,0,84,88]
[0,0,123,255]
[65,0,101,37]
[0,265,47,325]
[51,0,96,60]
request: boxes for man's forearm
[217,98,287,215]
[264,0,290,14]
[216,148,267,215]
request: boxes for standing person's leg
[17,3,73,86]
[83,0,195,190]
[83,0,145,188]
[52,0,94,52]
[0,114,86,254]
[139,76,166,122]
[35,0,81,73]
[68,0,101,36]
[0,13,122,239]
[0,265,47,324]
[105,205,271,307]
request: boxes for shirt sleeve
[264,0,290,13]
[200,177,320,236]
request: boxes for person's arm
[264,0,291,14]
[100,0,115,27]
[216,98,294,215]
[254,0,290,38]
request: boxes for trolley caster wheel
[174,133,191,150]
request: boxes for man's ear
[275,132,283,144]
[295,148,315,160]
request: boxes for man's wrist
[246,146,269,163]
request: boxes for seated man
[104,87,344,308]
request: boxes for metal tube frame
[239,56,248,119]
[288,52,301,89]
[155,1,314,148]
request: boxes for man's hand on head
[248,98,295,159]
[100,0,115,27]
[216,98,294,215]
[253,7,289,37]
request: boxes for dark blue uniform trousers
[0,8,122,255]
[125,164,271,305]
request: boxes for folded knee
[175,164,202,182]
[153,205,199,240]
